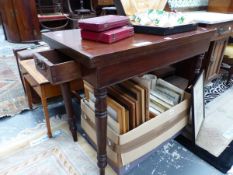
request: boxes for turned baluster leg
[187,53,205,90]
[60,82,78,142]
[94,88,107,175]
[194,53,205,81]
[227,66,233,84]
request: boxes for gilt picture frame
[192,71,205,143]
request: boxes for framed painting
[192,71,205,142]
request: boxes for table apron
[91,39,210,88]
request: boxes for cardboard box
[81,91,191,168]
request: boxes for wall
[168,0,209,9]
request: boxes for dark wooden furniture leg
[60,82,78,142]
[94,88,107,175]
[194,53,205,81]
[227,66,233,84]
[0,13,7,41]
[186,53,205,90]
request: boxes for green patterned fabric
[130,10,192,27]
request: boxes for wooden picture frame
[112,85,140,127]
[84,81,129,134]
[108,86,137,130]
[156,78,185,102]
[120,80,146,124]
[192,71,205,142]
[132,77,152,121]
[83,99,121,134]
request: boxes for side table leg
[60,82,78,142]
[227,67,233,84]
[24,77,33,110]
[41,97,52,138]
[194,53,205,81]
[186,53,205,91]
[40,86,52,138]
[94,88,107,175]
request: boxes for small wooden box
[79,15,129,32]
[81,92,191,169]
[33,50,81,85]
[81,26,134,43]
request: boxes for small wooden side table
[42,28,215,175]
[19,59,83,140]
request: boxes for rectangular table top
[42,28,215,69]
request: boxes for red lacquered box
[81,26,134,43]
[78,15,129,32]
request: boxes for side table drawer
[33,50,81,85]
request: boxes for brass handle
[210,56,215,64]
[218,27,230,35]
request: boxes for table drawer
[33,50,81,85]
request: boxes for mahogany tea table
[42,28,215,175]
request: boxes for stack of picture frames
[83,73,185,135]
[134,74,185,119]
[83,79,150,134]
[81,74,191,170]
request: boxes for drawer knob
[35,59,46,70]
